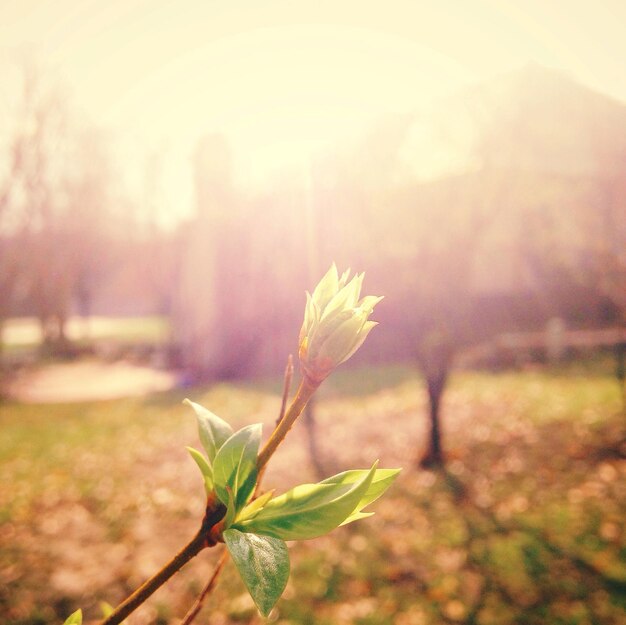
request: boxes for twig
[257,376,318,471]
[180,549,229,625]
[276,355,294,429]
[303,398,326,478]
[101,530,208,625]
[101,369,318,625]
[182,356,304,625]
[101,497,225,625]
[256,356,295,492]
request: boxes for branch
[102,365,318,625]
[179,549,229,625]
[256,356,295,492]
[257,376,318,471]
[101,530,208,625]
[182,356,302,625]
[276,355,294,429]
[101,496,225,625]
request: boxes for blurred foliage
[1,358,624,624]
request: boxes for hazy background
[1,0,625,378]
[1,3,625,625]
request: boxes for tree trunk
[616,340,626,415]
[0,318,6,400]
[418,329,454,468]
[303,398,326,479]
[421,372,447,467]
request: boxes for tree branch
[179,549,229,625]
[257,376,318,471]
[276,355,294,429]
[101,530,208,625]
[101,366,318,625]
[181,356,301,624]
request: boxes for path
[6,360,178,403]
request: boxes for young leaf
[213,424,261,512]
[184,399,233,464]
[62,610,82,625]
[236,490,275,523]
[235,463,378,540]
[224,528,290,617]
[223,486,237,529]
[340,511,374,526]
[186,446,213,493]
[321,467,400,518]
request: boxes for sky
[1,0,626,223]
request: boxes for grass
[2,316,169,354]
[0,360,624,625]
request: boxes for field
[1,360,625,625]
[2,317,169,355]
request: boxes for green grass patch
[2,316,169,351]
[0,360,624,625]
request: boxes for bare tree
[1,59,118,358]
[0,60,60,356]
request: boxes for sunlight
[97,23,472,197]
[6,1,626,223]
[2,5,626,623]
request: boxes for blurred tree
[173,134,246,378]
[0,102,28,357]
[407,182,495,468]
[0,58,119,357]
[167,65,626,464]
[404,66,626,465]
[135,148,183,321]
[18,81,98,353]
[417,328,454,466]
[62,128,118,326]
[0,60,64,356]
[302,160,326,478]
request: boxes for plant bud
[299,264,382,384]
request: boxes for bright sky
[1,0,625,223]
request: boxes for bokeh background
[0,2,625,624]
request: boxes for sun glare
[3,0,626,223]
[94,23,472,194]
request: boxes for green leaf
[213,424,261,512]
[340,511,374,525]
[235,463,378,540]
[187,446,213,493]
[224,528,290,617]
[223,486,237,529]
[321,467,400,521]
[184,399,233,465]
[62,610,82,625]
[236,490,275,523]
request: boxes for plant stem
[276,355,294,429]
[101,530,208,625]
[256,356,295,492]
[179,549,229,625]
[101,497,225,625]
[303,397,326,478]
[181,362,310,625]
[101,372,318,625]
[257,376,318,471]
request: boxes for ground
[0,359,624,625]
[6,360,177,403]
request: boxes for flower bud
[299,264,382,384]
